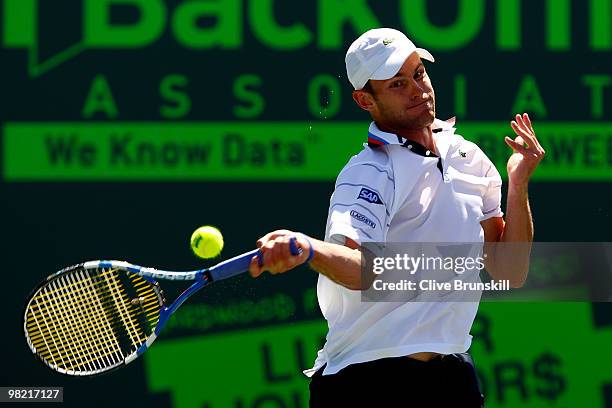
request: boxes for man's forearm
[492,183,533,287]
[309,238,363,290]
[502,183,533,243]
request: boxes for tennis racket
[24,240,300,376]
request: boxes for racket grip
[209,237,302,281]
[208,248,260,281]
[289,237,302,256]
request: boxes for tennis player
[250,28,544,407]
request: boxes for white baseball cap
[345,28,435,90]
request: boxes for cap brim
[370,47,435,82]
[416,48,435,63]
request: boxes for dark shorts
[309,353,485,407]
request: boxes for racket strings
[50,276,119,372]
[64,271,124,370]
[36,279,98,371]
[25,267,161,374]
[29,268,138,306]
[28,270,141,372]
[126,274,161,328]
[28,284,159,357]
[101,269,145,348]
[27,271,125,372]
[29,270,160,323]
[28,286,66,369]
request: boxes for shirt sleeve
[481,155,504,221]
[326,162,394,245]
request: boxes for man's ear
[352,90,376,112]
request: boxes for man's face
[354,53,436,132]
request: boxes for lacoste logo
[350,210,376,229]
[382,38,395,46]
[459,150,467,158]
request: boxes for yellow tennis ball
[190,226,224,259]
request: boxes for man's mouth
[407,100,430,110]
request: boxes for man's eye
[391,81,403,88]
[414,70,424,79]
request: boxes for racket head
[24,261,165,376]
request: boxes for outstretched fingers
[504,136,529,155]
[511,113,544,153]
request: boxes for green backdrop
[1,1,611,407]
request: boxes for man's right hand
[249,230,312,277]
[248,231,365,291]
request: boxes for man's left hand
[504,113,546,187]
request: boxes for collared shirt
[305,118,503,377]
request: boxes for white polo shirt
[305,118,503,377]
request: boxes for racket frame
[24,242,302,376]
[23,248,262,376]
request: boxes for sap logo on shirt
[357,188,383,205]
[350,210,376,229]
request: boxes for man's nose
[408,80,427,100]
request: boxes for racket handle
[208,248,260,281]
[209,238,302,281]
[289,237,302,256]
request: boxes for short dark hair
[361,80,376,97]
